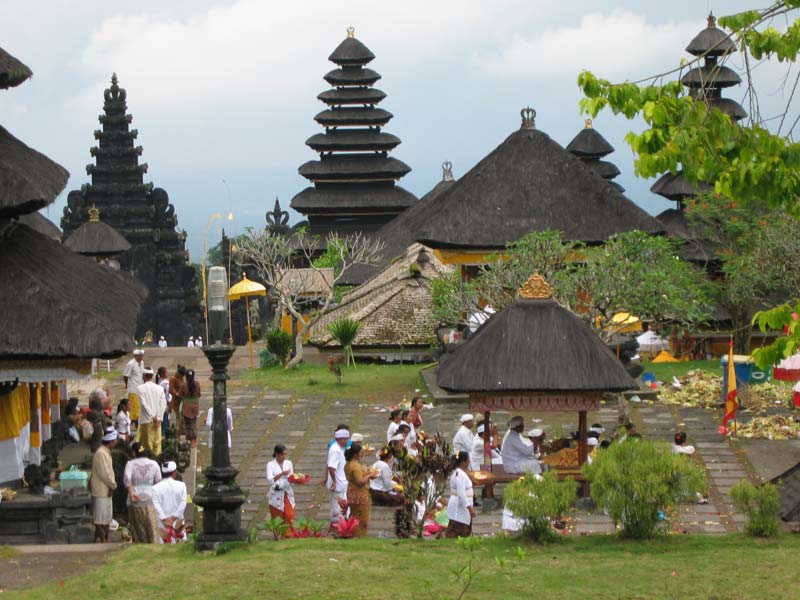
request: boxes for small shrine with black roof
[61,74,201,344]
[291,27,417,237]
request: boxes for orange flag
[720,340,738,434]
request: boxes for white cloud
[475,10,699,79]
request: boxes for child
[115,398,131,444]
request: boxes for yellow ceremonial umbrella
[228,273,267,368]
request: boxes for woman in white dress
[266,444,295,534]
[369,447,404,506]
[445,451,475,538]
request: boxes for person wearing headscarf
[158,336,168,348]
[151,461,187,543]
[501,416,541,474]
[453,414,475,456]
[586,436,600,464]
[445,451,475,538]
[369,447,404,506]
[137,368,167,456]
[123,442,162,543]
[344,442,379,538]
[326,428,350,525]
[91,426,118,542]
[470,421,502,471]
[526,428,546,459]
[122,348,145,429]
[266,444,296,534]
[182,369,202,448]
[187,336,195,348]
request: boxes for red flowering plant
[291,517,327,539]
[331,516,359,538]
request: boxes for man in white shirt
[196,336,203,348]
[158,336,168,348]
[137,368,167,456]
[326,429,350,525]
[453,414,475,456]
[187,336,195,348]
[470,422,502,471]
[501,416,541,474]
[151,461,187,543]
[122,348,145,428]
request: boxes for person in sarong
[445,451,475,538]
[182,369,201,448]
[266,444,296,535]
[151,461,187,543]
[369,447,404,506]
[122,349,145,430]
[344,443,378,538]
[91,427,118,542]
[123,442,162,543]
[136,369,166,456]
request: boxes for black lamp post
[195,266,247,549]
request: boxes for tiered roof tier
[653,14,745,263]
[61,74,201,343]
[291,28,416,237]
[566,118,624,192]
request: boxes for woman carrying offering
[369,447,404,506]
[182,369,201,448]
[123,442,162,543]
[344,443,379,538]
[445,451,475,538]
[266,444,296,534]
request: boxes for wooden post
[483,410,491,467]
[578,410,589,497]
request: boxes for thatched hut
[413,108,662,268]
[18,211,61,240]
[437,274,637,484]
[63,206,131,259]
[311,243,453,359]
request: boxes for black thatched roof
[0,126,70,218]
[306,130,400,152]
[565,121,614,158]
[772,462,800,522]
[414,123,662,249]
[317,88,386,106]
[655,208,715,263]
[17,211,61,240]
[681,65,741,88]
[298,155,411,180]
[324,67,381,86]
[341,163,457,285]
[0,47,32,89]
[438,275,638,393]
[650,171,713,201]
[710,97,747,120]
[0,222,146,359]
[315,107,392,127]
[291,185,416,212]
[585,160,620,179]
[63,209,131,257]
[328,33,375,66]
[686,14,736,57]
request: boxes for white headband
[334,429,350,439]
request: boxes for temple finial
[442,161,454,182]
[88,205,100,223]
[520,107,536,130]
[347,26,355,38]
[518,273,553,299]
[707,12,716,28]
[111,73,118,86]
[585,117,593,129]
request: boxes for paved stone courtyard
[110,347,800,539]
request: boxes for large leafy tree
[432,230,711,342]
[577,1,800,358]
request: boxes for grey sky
[1,0,776,259]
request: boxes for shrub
[582,439,705,539]
[264,328,292,366]
[504,472,577,542]
[729,480,781,538]
[327,318,361,367]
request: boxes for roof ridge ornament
[520,107,536,130]
[88,205,100,223]
[442,160,454,182]
[707,12,716,29]
[347,26,355,38]
[518,273,553,299]
[584,117,593,129]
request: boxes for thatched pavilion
[63,205,131,263]
[437,274,637,487]
[0,47,145,503]
[413,108,662,270]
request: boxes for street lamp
[201,213,222,342]
[195,266,246,550]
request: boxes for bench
[471,465,587,499]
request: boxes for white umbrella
[636,330,670,353]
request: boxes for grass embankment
[641,359,718,383]
[11,535,800,600]
[241,363,426,403]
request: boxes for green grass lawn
[240,363,427,404]
[11,535,800,600]
[641,359,719,382]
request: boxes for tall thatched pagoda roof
[341,161,457,285]
[63,206,131,257]
[17,211,61,240]
[0,126,69,218]
[312,243,452,348]
[0,222,147,359]
[438,274,637,393]
[415,108,662,250]
[0,47,32,89]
